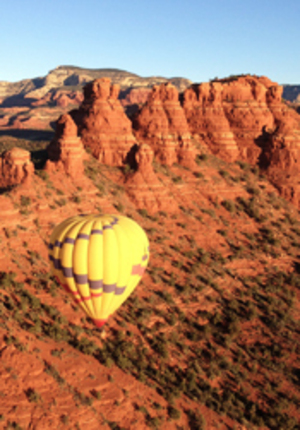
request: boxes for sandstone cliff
[182,75,300,167]
[183,82,240,162]
[260,111,300,206]
[133,83,196,167]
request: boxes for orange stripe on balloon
[91,292,103,298]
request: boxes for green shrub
[168,405,181,420]
[20,195,31,207]
[36,170,49,181]
[222,199,236,213]
[25,388,41,403]
[138,208,148,218]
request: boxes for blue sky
[1,0,299,84]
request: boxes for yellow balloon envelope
[48,214,150,327]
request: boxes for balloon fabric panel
[88,219,104,317]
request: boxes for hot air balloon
[48,214,149,328]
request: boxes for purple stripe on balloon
[48,243,54,250]
[103,225,112,230]
[64,238,75,245]
[53,258,62,270]
[63,267,73,278]
[115,286,126,295]
[55,240,63,248]
[74,274,88,284]
[103,283,116,293]
[77,233,89,240]
[91,229,103,235]
[142,254,148,261]
[89,279,103,290]
[111,217,119,226]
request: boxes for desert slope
[0,127,300,429]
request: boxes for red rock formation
[46,113,86,177]
[133,83,195,167]
[263,113,300,170]
[125,143,175,212]
[72,78,136,166]
[222,77,276,163]
[261,111,300,207]
[183,82,240,162]
[0,147,34,187]
[183,76,291,165]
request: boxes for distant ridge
[0,65,192,103]
[282,84,300,103]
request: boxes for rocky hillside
[0,74,300,428]
[1,134,300,430]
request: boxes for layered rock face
[46,114,86,177]
[257,82,300,208]
[221,77,277,163]
[0,148,34,188]
[182,76,289,164]
[71,78,136,166]
[125,144,175,212]
[133,83,195,167]
[183,82,239,162]
[261,112,300,206]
